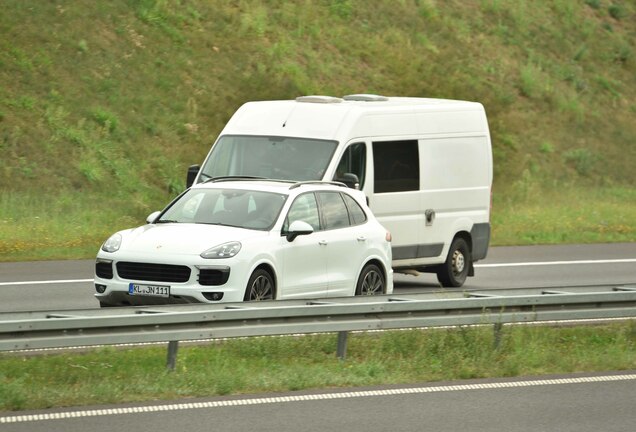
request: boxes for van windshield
[199,135,338,182]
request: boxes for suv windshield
[158,189,287,230]
[199,135,338,182]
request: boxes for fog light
[95,284,107,294]
[202,292,224,301]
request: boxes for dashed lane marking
[2,373,635,424]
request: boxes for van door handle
[318,240,328,246]
[425,209,436,226]
[357,236,367,242]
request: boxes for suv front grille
[116,262,191,283]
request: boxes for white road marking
[0,258,634,286]
[475,258,636,268]
[0,279,93,286]
[1,373,635,424]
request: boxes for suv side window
[318,192,350,230]
[283,192,321,232]
[341,193,367,226]
[372,140,419,193]
[334,142,366,188]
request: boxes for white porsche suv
[95,179,393,306]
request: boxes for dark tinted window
[372,140,419,193]
[342,193,367,225]
[334,142,366,188]
[318,192,350,230]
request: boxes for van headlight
[101,233,122,253]
[201,241,242,259]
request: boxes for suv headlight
[201,241,242,259]
[101,233,122,253]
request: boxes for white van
[187,95,493,287]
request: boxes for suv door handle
[318,240,328,246]
[357,236,367,242]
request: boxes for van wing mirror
[186,165,200,188]
[286,220,314,242]
[336,173,360,189]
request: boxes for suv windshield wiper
[199,222,239,227]
[156,219,179,224]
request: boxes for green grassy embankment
[1,0,635,260]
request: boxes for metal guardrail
[1,285,635,368]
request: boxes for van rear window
[373,140,419,193]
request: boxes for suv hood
[118,223,269,255]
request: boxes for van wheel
[437,238,471,287]
[356,264,385,296]
[244,269,275,301]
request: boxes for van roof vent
[295,95,343,104]
[342,94,389,102]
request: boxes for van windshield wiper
[203,175,267,184]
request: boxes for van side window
[341,193,367,225]
[334,142,366,188]
[372,140,419,193]
[318,192,350,230]
[283,193,321,232]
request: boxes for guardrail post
[493,322,503,350]
[167,341,179,371]
[337,331,348,360]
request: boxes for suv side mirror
[286,220,314,242]
[337,173,360,189]
[146,211,161,224]
[186,165,200,187]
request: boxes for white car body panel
[95,181,393,306]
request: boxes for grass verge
[1,322,635,412]
[491,186,636,245]
[1,185,635,262]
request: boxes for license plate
[128,283,170,298]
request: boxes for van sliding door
[370,140,428,263]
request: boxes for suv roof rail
[289,181,347,190]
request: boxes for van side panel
[349,112,419,138]
[420,136,491,189]
[415,110,486,135]
[418,136,491,262]
[370,191,425,261]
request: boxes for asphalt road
[1,244,635,431]
[0,243,635,312]
[2,372,635,432]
